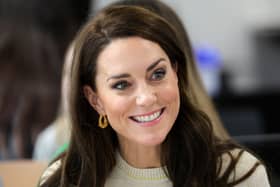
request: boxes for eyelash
[150,68,166,81]
[111,80,131,90]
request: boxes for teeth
[133,111,161,123]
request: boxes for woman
[39,5,270,187]
[34,0,229,162]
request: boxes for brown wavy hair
[41,5,261,187]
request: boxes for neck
[118,138,161,169]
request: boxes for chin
[139,134,167,147]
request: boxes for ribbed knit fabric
[105,152,172,187]
[39,149,270,187]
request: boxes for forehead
[96,37,168,71]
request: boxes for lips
[130,108,165,123]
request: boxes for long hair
[41,5,259,187]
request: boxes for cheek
[101,96,132,119]
[160,78,180,105]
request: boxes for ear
[83,85,105,115]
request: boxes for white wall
[163,0,280,92]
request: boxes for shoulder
[220,149,259,176]
[220,148,270,186]
[38,159,62,186]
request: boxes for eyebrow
[106,73,130,82]
[147,58,165,72]
[106,58,166,82]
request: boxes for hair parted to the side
[41,5,258,187]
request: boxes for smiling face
[84,36,180,148]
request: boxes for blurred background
[0,0,280,186]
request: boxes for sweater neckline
[115,152,168,181]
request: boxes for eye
[111,80,131,90]
[150,68,166,81]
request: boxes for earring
[98,115,108,128]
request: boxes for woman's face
[84,37,180,147]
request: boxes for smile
[130,108,164,123]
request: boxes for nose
[135,84,157,107]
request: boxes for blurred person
[31,0,94,161]
[0,20,61,159]
[0,0,92,159]
[39,4,270,187]
[33,44,74,161]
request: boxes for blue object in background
[194,44,222,96]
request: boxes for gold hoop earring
[98,115,108,128]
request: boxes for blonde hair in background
[53,43,74,147]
